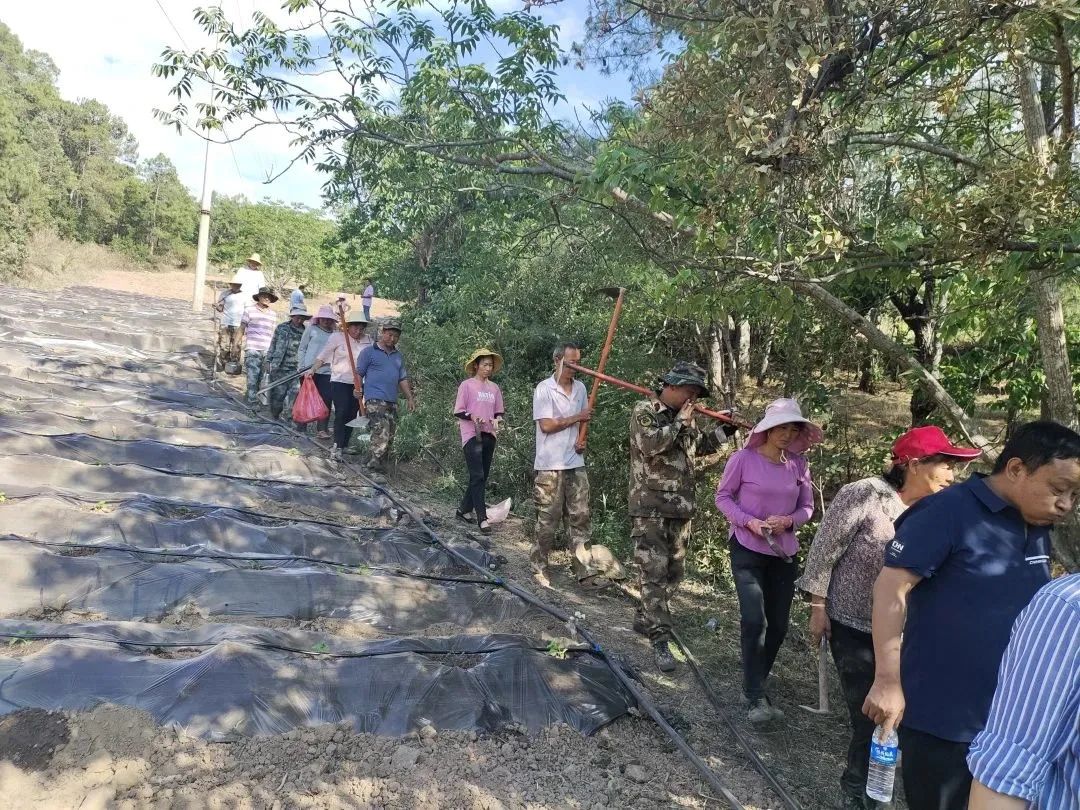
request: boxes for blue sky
[4,1,645,209]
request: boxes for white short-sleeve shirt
[532,375,587,471]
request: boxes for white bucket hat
[746,398,822,455]
[288,306,312,319]
[229,271,244,285]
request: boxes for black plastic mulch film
[0,286,634,738]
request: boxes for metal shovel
[798,636,830,715]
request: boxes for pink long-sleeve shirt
[715,447,815,558]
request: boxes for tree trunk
[890,279,947,426]
[705,320,726,397]
[736,318,751,387]
[720,313,738,404]
[754,328,773,386]
[782,310,803,398]
[789,273,994,453]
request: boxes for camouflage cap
[381,318,403,332]
[659,361,710,397]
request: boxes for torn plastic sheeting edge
[0,621,585,659]
[0,535,493,584]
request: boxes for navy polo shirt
[884,474,1051,743]
[356,343,408,403]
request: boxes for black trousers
[459,434,497,522]
[330,381,359,449]
[313,373,333,432]
[729,538,798,701]
[897,726,972,810]
[830,621,892,808]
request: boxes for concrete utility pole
[192,137,213,313]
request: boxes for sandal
[578,574,613,591]
[455,510,475,524]
[478,520,492,535]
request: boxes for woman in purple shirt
[716,397,821,724]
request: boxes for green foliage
[210,195,340,291]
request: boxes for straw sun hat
[465,348,503,375]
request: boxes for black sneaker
[652,639,676,672]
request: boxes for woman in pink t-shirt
[454,349,505,534]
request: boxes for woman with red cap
[797,425,981,810]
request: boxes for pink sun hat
[746,398,823,455]
[315,304,336,320]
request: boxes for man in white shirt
[213,274,246,372]
[531,341,613,586]
[234,254,267,299]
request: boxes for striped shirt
[241,305,278,352]
[967,574,1080,809]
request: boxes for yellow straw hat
[465,348,503,375]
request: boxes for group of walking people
[213,261,414,471]
[213,267,1079,808]
[448,340,1080,810]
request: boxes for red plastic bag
[291,375,330,424]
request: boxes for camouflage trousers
[366,400,397,466]
[216,325,242,369]
[244,350,267,404]
[532,468,596,579]
[268,366,300,420]
[633,516,692,641]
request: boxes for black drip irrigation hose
[671,629,803,810]
[0,535,493,585]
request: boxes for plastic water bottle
[866,725,899,802]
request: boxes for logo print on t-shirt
[889,540,904,554]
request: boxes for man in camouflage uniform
[265,306,311,420]
[630,361,736,671]
[356,318,416,473]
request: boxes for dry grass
[18,232,180,291]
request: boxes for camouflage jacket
[266,321,306,372]
[628,398,730,519]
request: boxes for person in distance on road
[214,273,245,373]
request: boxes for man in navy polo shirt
[863,420,1080,810]
[356,318,416,472]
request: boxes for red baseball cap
[891,425,982,464]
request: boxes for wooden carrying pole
[577,287,626,449]
[563,360,751,429]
